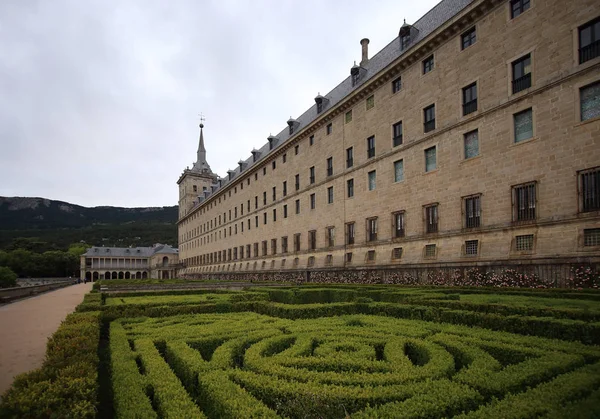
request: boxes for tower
[177,122,217,220]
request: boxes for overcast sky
[0,0,439,208]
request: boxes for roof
[83,243,178,257]
[188,0,474,210]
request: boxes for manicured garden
[2,284,600,418]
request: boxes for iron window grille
[393,121,403,147]
[367,136,376,158]
[392,77,402,93]
[367,250,376,262]
[327,157,333,176]
[464,195,481,228]
[513,182,536,222]
[425,204,439,233]
[422,55,434,74]
[462,83,478,115]
[515,234,534,251]
[424,105,436,132]
[367,217,378,242]
[392,248,403,260]
[579,167,600,212]
[394,211,405,238]
[346,223,355,245]
[425,244,436,257]
[465,240,479,256]
[584,229,600,246]
[579,17,600,64]
[461,27,476,49]
[346,147,354,168]
[347,178,354,198]
[512,54,531,94]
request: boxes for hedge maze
[2,285,600,418]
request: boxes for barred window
[394,160,404,182]
[367,136,376,158]
[345,252,353,263]
[367,250,376,261]
[510,0,530,19]
[514,108,533,142]
[462,83,478,115]
[392,247,403,260]
[584,229,600,246]
[464,194,481,228]
[580,82,600,122]
[425,146,437,172]
[346,147,354,168]
[393,211,405,238]
[308,230,316,250]
[465,240,479,256]
[392,77,402,93]
[579,167,600,212]
[579,17,600,64]
[295,174,300,191]
[513,182,536,222]
[425,244,436,257]
[425,204,439,233]
[515,234,534,251]
[422,55,434,74]
[461,27,476,49]
[346,222,355,245]
[464,130,479,159]
[272,186,277,201]
[512,55,532,94]
[424,105,436,132]
[367,217,378,242]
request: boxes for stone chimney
[360,38,370,66]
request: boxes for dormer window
[401,34,410,49]
[251,149,261,162]
[351,68,360,86]
[317,101,323,113]
[399,21,417,50]
[287,118,299,135]
[268,135,279,150]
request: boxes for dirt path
[0,282,92,396]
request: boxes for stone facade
[177,0,600,281]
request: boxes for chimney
[360,38,370,66]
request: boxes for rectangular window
[326,123,332,135]
[425,204,439,233]
[271,239,277,255]
[512,54,531,94]
[366,95,374,110]
[263,167,267,176]
[294,233,301,252]
[295,174,300,191]
[393,211,405,238]
[283,153,287,163]
[308,230,316,250]
[584,228,600,246]
[309,135,314,146]
[515,234,534,251]
[367,136,376,158]
[392,121,403,147]
[327,186,334,204]
[465,240,479,256]
[461,27,476,49]
[462,83,478,115]
[368,170,376,191]
[345,252,353,263]
[283,181,287,197]
[272,160,276,170]
[510,0,530,19]
[579,167,600,212]
[580,81,600,121]
[392,247,403,260]
[346,147,354,168]
[347,178,354,198]
[273,208,277,222]
[272,186,276,202]
[254,242,259,257]
[392,76,402,93]
[307,256,315,267]
[263,212,267,225]
[246,244,251,258]
[327,226,335,247]
[255,215,258,228]
[579,17,600,64]
[514,108,533,142]
[283,204,288,218]
[255,196,258,209]
[327,157,333,176]
[424,104,435,132]
[464,130,479,159]
[394,160,404,182]
[309,166,315,184]
[345,110,353,123]
[310,193,316,209]
[346,223,356,244]
[367,217,378,242]
[422,55,434,74]
[295,199,300,214]
[464,194,481,228]
[295,145,299,155]
[282,236,288,253]
[263,191,267,205]
[262,240,268,256]
[513,182,536,222]
[425,244,436,257]
[367,250,376,262]
[425,146,437,172]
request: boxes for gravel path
[0,282,92,395]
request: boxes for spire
[192,122,213,174]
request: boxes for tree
[0,266,17,288]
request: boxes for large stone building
[80,244,179,281]
[177,0,600,283]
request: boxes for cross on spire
[198,113,206,128]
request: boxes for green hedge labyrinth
[2,285,600,418]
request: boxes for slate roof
[192,0,474,210]
[83,244,178,257]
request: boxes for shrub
[0,266,17,288]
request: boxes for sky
[0,0,439,208]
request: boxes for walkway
[0,282,92,395]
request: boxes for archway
[142,271,148,279]
[118,272,124,279]
[105,272,111,280]
[125,272,131,279]
[112,272,118,279]
[136,272,142,279]
[162,256,169,267]
[93,272,99,282]
[85,272,92,282]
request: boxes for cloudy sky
[0,0,439,208]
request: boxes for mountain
[0,197,178,251]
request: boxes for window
[512,54,531,94]
[327,226,335,247]
[293,257,299,267]
[283,181,287,197]
[367,136,376,158]
[310,193,316,209]
[255,196,258,209]
[422,55,434,74]
[327,157,333,176]
[465,240,479,256]
[272,160,276,170]
[510,0,530,19]
[515,234,534,251]
[425,244,436,258]
[327,186,334,204]
[326,123,332,135]
[283,204,288,218]
[367,217,378,242]
[294,233,301,252]
[367,250,376,262]
[263,191,267,205]
[289,124,294,135]
[263,167,267,176]
[579,17,600,64]
[512,182,536,222]
[580,82,600,121]
[393,121,403,147]
[392,77,402,93]
[309,135,314,146]
[464,194,481,228]
[295,199,300,214]
[345,252,353,263]
[392,248,403,260]
[584,229,600,246]
[368,170,376,191]
[464,130,479,159]
[366,95,374,110]
[295,174,300,191]
[578,167,600,212]
[425,204,439,233]
[425,146,437,172]
[272,186,276,202]
[352,72,360,86]
[393,211,405,238]
[401,33,410,50]
[514,108,533,142]
[255,216,258,228]
[307,256,315,267]
[462,83,477,115]
[271,239,277,255]
[254,243,259,257]
[282,236,288,253]
[309,166,315,184]
[346,147,354,168]
[308,230,316,250]
[325,255,333,265]
[283,153,287,163]
[273,208,277,222]
[461,27,476,49]
[246,244,251,258]
[263,212,267,225]
[317,101,323,113]
[262,240,268,256]
[345,110,353,123]
[424,105,436,132]
[347,178,354,198]
[394,160,404,182]
[193,185,197,192]
[295,145,299,155]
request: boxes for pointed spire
[192,122,213,174]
